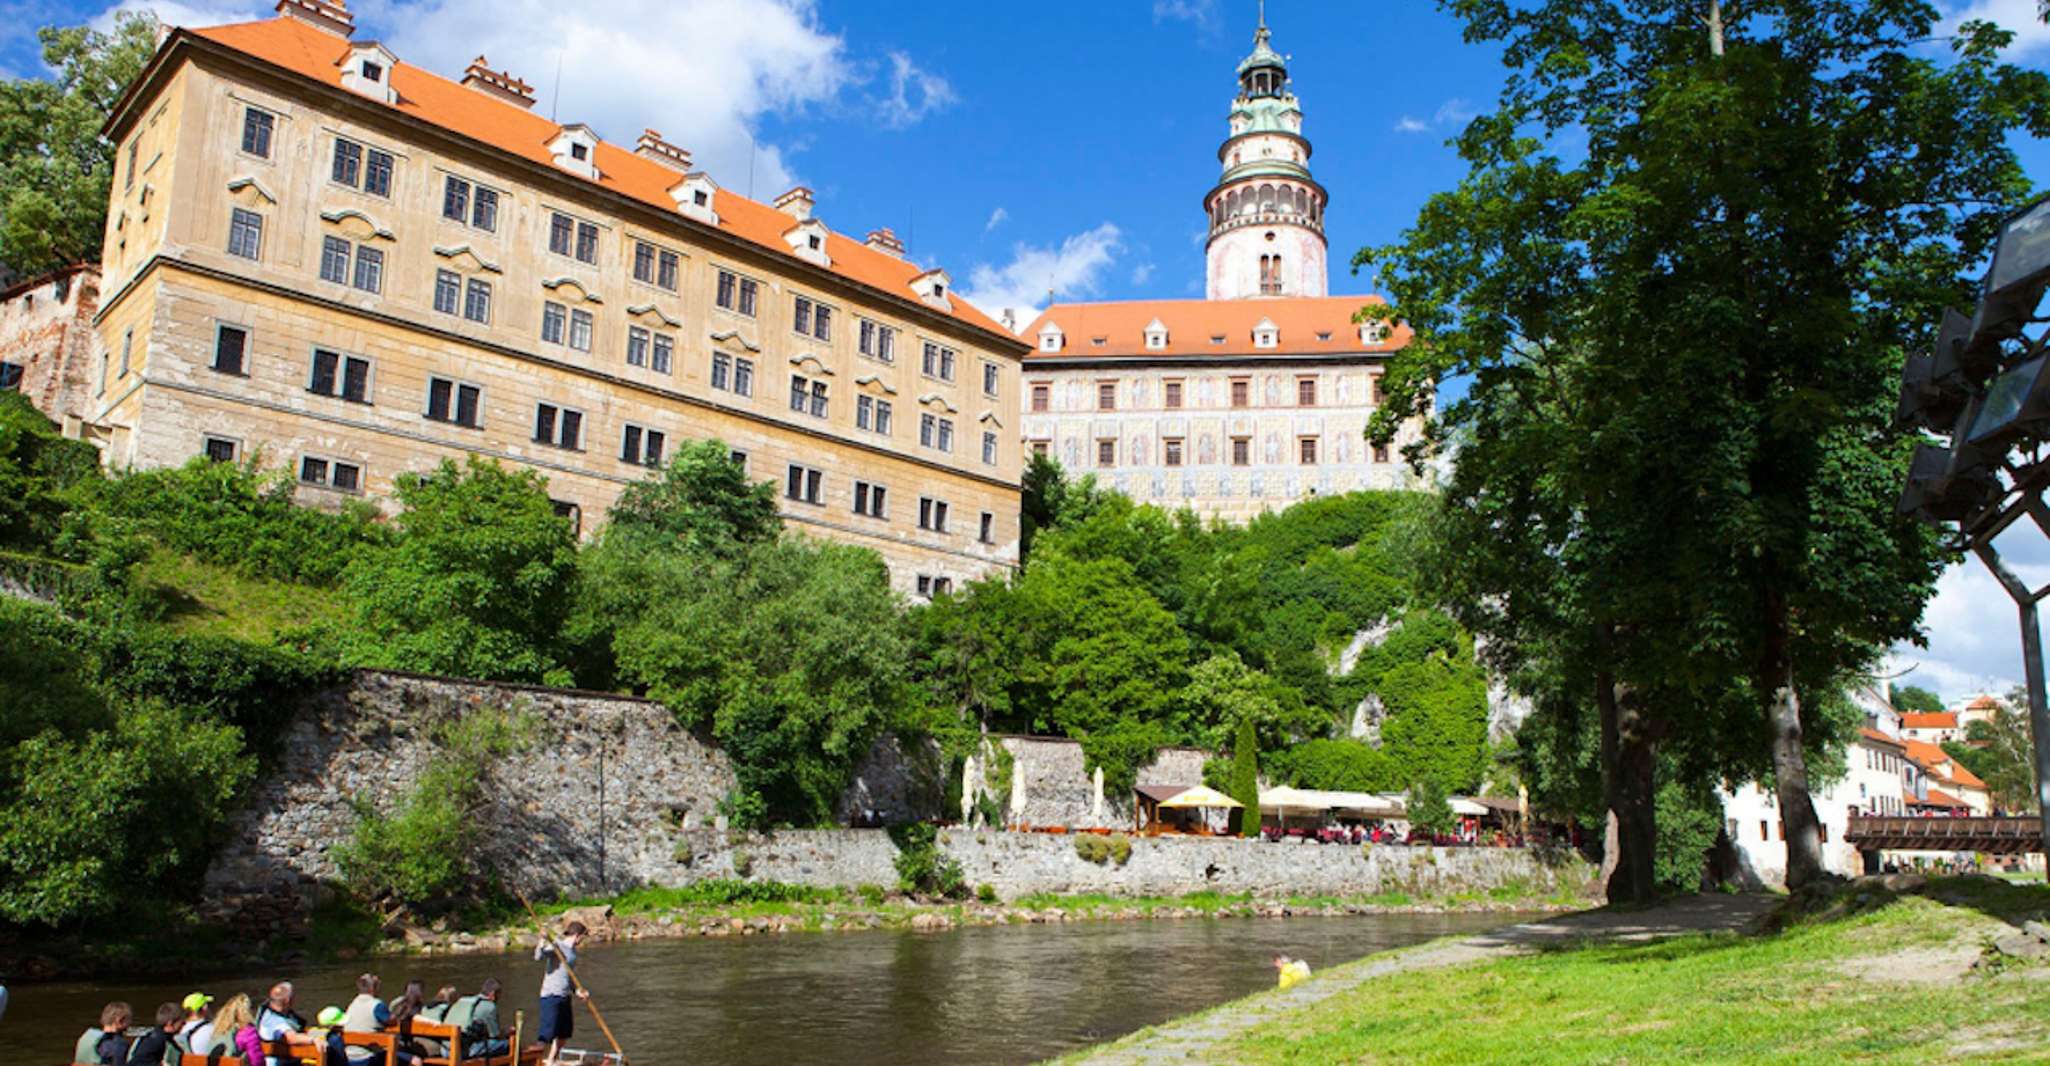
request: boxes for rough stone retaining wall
[205,671,1585,912]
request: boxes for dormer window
[1144,318,1168,350]
[1038,324,1064,352]
[784,219,832,267]
[548,125,600,180]
[1253,317,1279,349]
[1360,320,1388,344]
[912,269,952,310]
[341,43,399,104]
[672,173,720,226]
[808,234,822,250]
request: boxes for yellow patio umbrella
[1155,784,1245,809]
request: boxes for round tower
[1203,10,1328,300]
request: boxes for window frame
[228,207,265,260]
[298,454,364,494]
[211,322,250,377]
[424,374,484,429]
[1163,437,1184,467]
[202,435,241,464]
[921,341,957,382]
[852,479,888,519]
[981,431,998,466]
[917,496,950,533]
[306,347,373,404]
[982,361,1000,398]
[858,318,897,362]
[619,422,667,467]
[568,308,594,352]
[532,401,585,451]
[462,277,492,324]
[239,106,275,160]
[1030,382,1049,413]
[433,269,462,316]
[785,463,824,505]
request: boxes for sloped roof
[1901,739,1987,793]
[1900,712,1959,730]
[1022,295,1410,360]
[1912,789,1967,809]
[1856,728,1906,752]
[1966,695,2002,711]
[172,16,1014,342]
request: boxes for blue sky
[4,0,2048,703]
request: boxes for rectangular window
[857,394,879,433]
[1031,440,1050,457]
[299,456,326,486]
[319,236,351,284]
[658,250,679,291]
[652,333,674,374]
[979,511,995,545]
[425,376,482,428]
[853,480,888,519]
[433,269,461,315]
[1230,378,1250,408]
[923,342,956,381]
[125,140,138,190]
[620,423,665,467]
[793,296,812,336]
[542,302,567,345]
[916,575,954,599]
[1164,438,1184,467]
[203,436,238,463]
[1098,381,1116,411]
[463,278,492,324]
[814,304,832,342]
[575,221,599,265]
[717,270,736,310]
[300,456,362,493]
[442,176,470,223]
[859,319,897,362]
[1097,438,1115,468]
[785,463,823,505]
[1299,437,1318,464]
[983,362,1000,397]
[331,138,362,188]
[1165,380,1183,409]
[739,277,757,316]
[240,107,274,158]
[473,186,498,232]
[921,413,955,451]
[1373,442,1391,464]
[534,402,583,449]
[1031,383,1049,412]
[364,148,393,197]
[213,324,248,376]
[1297,377,1317,407]
[982,431,998,466]
[918,497,950,533]
[1231,437,1250,466]
[352,246,384,294]
[627,326,650,368]
[734,357,754,397]
[1371,374,1386,405]
[810,380,828,418]
[228,208,264,260]
[712,353,732,391]
[634,241,656,284]
[549,212,574,257]
[308,349,371,403]
[790,375,808,413]
[569,309,593,352]
[938,418,953,452]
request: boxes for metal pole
[1973,540,2050,882]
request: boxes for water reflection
[3,912,1520,1065]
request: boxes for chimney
[461,56,535,110]
[275,0,355,38]
[634,129,692,172]
[772,186,815,221]
[864,227,905,259]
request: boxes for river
[5,912,1522,1065]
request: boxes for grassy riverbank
[1061,876,2050,1065]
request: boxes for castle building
[89,0,1025,596]
[1019,13,1421,523]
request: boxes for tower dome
[1203,8,1328,300]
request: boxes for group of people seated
[74,974,511,1066]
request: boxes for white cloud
[1131,262,1155,285]
[1397,98,1477,134]
[874,50,955,129]
[1153,0,1220,27]
[89,0,267,32]
[1945,0,2050,53]
[1394,116,1431,133]
[960,222,1124,322]
[1886,535,2050,702]
[349,0,914,194]
[984,206,1008,233]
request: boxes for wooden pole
[515,890,627,1063]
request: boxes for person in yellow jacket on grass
[1272,953,1312,990]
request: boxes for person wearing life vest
[74,1002,132,1065]
[1272,953,1312,990]
[443,978,507,1060]
[176,992,216,1055]
[343,973,420,1066]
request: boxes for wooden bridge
[1844,816,2043,856]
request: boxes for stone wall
[0,264,100,427]
[995,736,1208,830]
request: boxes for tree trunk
[1706,0,1725,57]
[1596,626,1658,904]
[1762,591,1828,889]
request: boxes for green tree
[1892,685,1945,715]
[336,458,577,683]
[1179,650,1283,753]
[1946,697,2035,813]
[1365,0,2043,894]
[588,534,912,826]
[603,439,780,556]
[1229,714,1261,837]
[1407,778,1454,837]
[0,12,157,274]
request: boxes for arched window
[1259,184,1276,213]
[1260,255,1282,296]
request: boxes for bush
[1073,834,1133,866]
[1407,779,1455,836]
[1229,716,1261,837]
[91,457,388,585]
[976,883,998,903]
[889,823,965,898]
[1268,738,1404,792]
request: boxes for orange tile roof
[173,16,1015,343]
[1966,695,2001,711]
[1900,712,1958,730]
[1899,739,1988,792]
[1020,296,1412,360]
[1901,738,1951,768]
[1913,788,1967,808]
[1944,762,1987,791]
[1857,727,1905,750]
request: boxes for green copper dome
[1237,23,1285,76]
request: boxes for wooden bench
[178,1056,250,1066]
[399,1015,534,1066]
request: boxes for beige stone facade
[92,7,1024,594]
[0,264,101,427]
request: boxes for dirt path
[1059,893,1780,1066]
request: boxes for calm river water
[4,912,1520,1065]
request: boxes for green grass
[136,548,348,640]
[1204,878,2050,1065]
